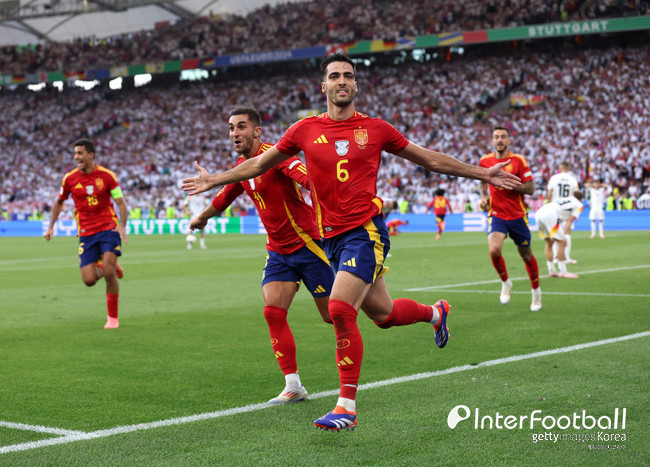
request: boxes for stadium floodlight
[73,79,100,90]
[109,76,122,90]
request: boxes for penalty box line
[1,331,648,455]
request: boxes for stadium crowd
[2,36,649,221]
[0,0,648,76]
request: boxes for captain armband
[110,187,124,199]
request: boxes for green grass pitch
[0,231,648,465]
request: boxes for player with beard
[479,127,542,311]
[189,106,335,405]
[183,54,521,431]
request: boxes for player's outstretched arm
[190,204,220,230]
[398,143,521,189]
[182,146,289,196]
[44,198,64,241]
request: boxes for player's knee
[82,278,97,287]
[263,305,287,325]
[329,299,357,324]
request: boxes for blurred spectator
[1,0,648,75]
[1,39,649,219]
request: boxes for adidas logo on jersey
[313,285,326,294]
[343,258,356,267]
[313,135,329,144]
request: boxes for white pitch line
[417,289,650,298]
[1,331,648,455]
[0,422,84,436]
[405,264,650,291]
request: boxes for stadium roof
[0,0,298,46]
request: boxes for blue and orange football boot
[432,299,450,348]
[314,406,357,431]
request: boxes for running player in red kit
[479,127,542,311]
[183,53,521,431]
[426,188,452,240]
[189,106,335,405]
[44,139,127,329]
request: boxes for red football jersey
[211,142,320,255]
[58,165,121,236]
[479,151,533,220]
[276,112,409,237]
[427,196,451,216]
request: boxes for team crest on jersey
[95,177,104,191]
[354,129,368,146]
[86,185,94,195]
[335,140,349,156]
[503,162,513,173]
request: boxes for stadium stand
[2,34,648,220]
[1,1,649,220]
[0,0,648,75]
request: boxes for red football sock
[263,306,297,375]
[106,293,118,319]
[374,298,433,328]
[490,254,509,281]
[329,299,362,401]
[525,255,540,289]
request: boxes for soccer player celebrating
[189,106,335,405]
[183,53,520,431]
[479,127,542,311]
[44,139,127,329]
[426,188,453,240]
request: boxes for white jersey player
[585,178,607,239]
[535,192,584,278]
[547,161,580,263]
[184,194,208,249]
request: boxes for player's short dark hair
[493,126,510,135]
[320,53,356,80]
[230,106,262,127]
[435,188,446,196]
[74,138,95,154]
[573,190,584,201]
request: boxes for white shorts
[589,209,604,221]
[535,210,564,241]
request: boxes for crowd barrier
[1,209,649,237]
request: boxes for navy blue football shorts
[487,215,532,247]
[78,229,122,268]
[262,240,335,298]
[323,214,390,285]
